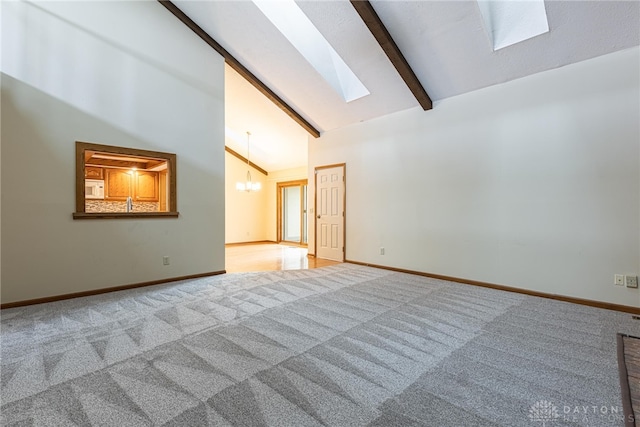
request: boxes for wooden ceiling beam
[158,0,321,138]
[225,146,269,176]
[350,0,433,110]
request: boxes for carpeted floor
[1,264,638,426]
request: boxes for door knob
[317,215,321,219]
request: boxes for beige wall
[225,151,269,243]
[225,155,307,244]
[1,1,226,304]
[309,48,640,307]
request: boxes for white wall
[1,1,225,303]
[225,151,269,243]
[309,48,640,307]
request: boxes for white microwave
[85,179,105,199]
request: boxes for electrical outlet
[615,274,625,286]
[163,256,170,266]
[625,275,638,288]
[380,247,385,255]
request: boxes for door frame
[276,179,308,245]
[314,163,346,261]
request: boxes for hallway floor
[225,242,340,273]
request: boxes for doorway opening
[277,179,308,246]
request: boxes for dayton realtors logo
[529,400,560,426]
[529,400,630,425]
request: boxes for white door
[315,165,345,261]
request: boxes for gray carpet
[1,264,638,426]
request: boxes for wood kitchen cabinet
[104,169,159,202]
[84,166,104,179]
[104,168,158,202]
[135,171,159,202]
[104,169,132,201]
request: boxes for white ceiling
[175,0,640,172]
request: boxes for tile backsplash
[86,200,159,213]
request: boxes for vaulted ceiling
[169,0,639,172]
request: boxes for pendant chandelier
[235,131,261,192]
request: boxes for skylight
[253,0,370,103]
[477,0,549,51]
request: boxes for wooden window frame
[73,141,179,219]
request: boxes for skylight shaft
[253,0,370,103]
[477,0,549,51]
